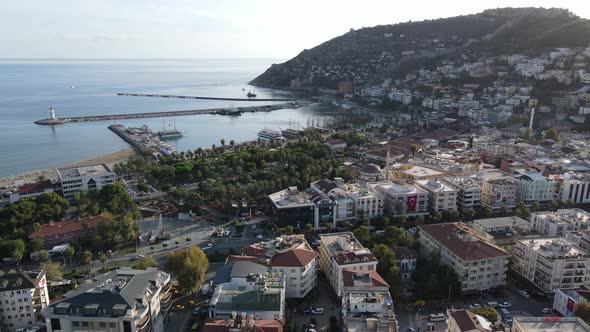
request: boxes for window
[99,322,107,328]
[109,323,116,328]
[73,321,80,327]
[82,321,89,327]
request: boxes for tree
[372,244,400,286]
[99,253,109,270]
[531,202,541,212]
[10,239,25,265]
[65,246,75,265]
[230,140,235,146]
[81,250,93,265]
[574,302,590,325]
[165,247,209,294]
[29,238,45,253]
[284,225,294,235]
[469,307,498,324]
[544,128,560,142]
[135,256,156,270]
[567,198,574,207]
[220,138,226,146]
[326,223,334,233]
[41,261,63,281]
[304,223,313,235]
[523,127,533,141]
[36,250,50,262]
[550,200,559,210]
[410,144,418,156]
[98,183,140,219]
[354,226,371,246]
[464,208,476,220]
[137,181,149,193]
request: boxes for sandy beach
[0,148,136,189]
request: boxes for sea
[0,59,337,178]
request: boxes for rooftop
[203,318,284,332]
[0,270,39,291]
[14,180,53,194]
[512,317,590,332]
[342,270,389,289]
[29,215,103,239]
[449,309,489,332]
[416,179,456,193]
[402,165,445,178]
[319,232,376,265]
[419,223,510,261]
[268,187,316,208]
[473,216,531,230]
[57,163,112,178]
[517,237,589,259]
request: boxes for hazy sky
[2,0,589,59]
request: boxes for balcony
[136,314,152,332]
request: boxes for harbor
[34,101,308,125]
[108,124,179,157]
[116,92,295,102]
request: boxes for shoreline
[0,148,136,189]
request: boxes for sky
[1,0,589,59]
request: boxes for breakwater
[117,92,295,102]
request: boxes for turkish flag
[406,195,417,212]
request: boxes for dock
[116,92,295,102]
[34,101,305,125]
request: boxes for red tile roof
[15,180,53,194]
[449,310,481,331]
[419,223,509,261]
[28,215,103,239]
[342,270,389,288]
[270,249,318,267]
[225,255,265,265]
[203,319,284,332]
[241,245,267,257]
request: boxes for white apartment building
[516,173,556,203]
[442,176,481,211]
[480,175,520,210]
[530,209,590,236]
[416,179,457,212]
[418,223,510,293]
[557,173,590,204]
[512,317,590,332]
[566,230,590,252]
[349,184,384,219]
[370,182,428,216]
[0,270,49,331]
[57,164,116,201]
[512,237,590,294]
[319,232,378,296]
[44,268,171,332]
[553,285,590,317]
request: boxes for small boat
[247,90,257,98]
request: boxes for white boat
[257,128,283,141]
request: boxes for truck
[201,280,213,296]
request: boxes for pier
[34,101,305,125]
[116,92,295,102]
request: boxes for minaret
[529,107,535,130]
[385,148,391,180]
[49,106,57,121]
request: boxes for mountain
[250,8,590,90]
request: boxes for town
[4,9,590,332]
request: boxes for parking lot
[288,277,341,331]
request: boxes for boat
[281,128,304,139]
[158,119,183,140]
[257,128,283,141]
[247,90,257,98]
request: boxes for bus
[499,308,512,326]
[429,313,446,322]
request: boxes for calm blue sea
[0,59,335,177]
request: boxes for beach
[0,148,136,189]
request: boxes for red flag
[406,195,417,212]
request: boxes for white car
[519,290,530,298]
[498,302,511,308]
[311,307,324,315]
[224,230,230,236]
[542,308,552,314]
[468,304,481,309]
[201,243,214,251]
[256,234,264,240]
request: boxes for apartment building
[57,164,115,201]
[480,174,520,210]
[318,232,378,296]
[44,268,171,332]
[512,317,590,332]
[515,173,556,203]
[370,182,428,216]
[471,216,537,249]
[418,223,510,293]
[557,172,590,204]
[530,209,590,236]
[416,179,457,212]
[0,270,49,331]
[390,246,417,281]
[268,186,335,229]
[442,176,482,211]
[349,184,384,219]
[512,237,590,294]
[553,285,590,317]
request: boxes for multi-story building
[318,232,378,296]
[480,174,520,210]
[268,186,335,229]
[530,209,590,236]
[515,173,556,203]
[9,180,54,203]
[418,223,510,293]
[566,230,590,252]
[471,216,537,249]
[416,179,457,212]
[349,184,384,219]
[0,270,49,331]
[57,164,115,201]
[341,271,397,332]
[512,317,590,332]
[203,316,284,332]
[230,235,318,299]
[446,309,491,332]
[556,172,590,204]
[208,261,285,320]
[553,285,590,317]
[370,182,428,216]
[512,237,590,294]
[390,246,417,281]
[43,268,171,332]
[311,179,356,223]
[28,215,103,248]
[442,177,482,211]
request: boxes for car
[468,304,481,309]
[542,308,552,314]
[499,302,512,308]
[256,234,264,240]
[487,302,499,308]
[252,224,257,230]
[188,299,196,307]
[311,307,324,315]
[519,290,530,298]
[306,329,316,332]
[201,243,214,251]
[172,304,185,311]
[224,230,230,236]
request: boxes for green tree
[284,225,294,235]
[372,244,400,286]
[574,302,590,325]
[523,127,533,141]
[567,198,574,207]
[304,223,313,235]
[137,181,149,193]
[463,208,476,220]
[135,256,156,270]
[544,128,560,142]
[354,226,371,246]
[550,200,559,210]
[165,247,209,294]
[41,261,63,281]
[98,183,140,219]
[10,239,25,265]
[99,253,109,270]
[410,144,418,156]
[36,250,50,262]
[531,202,541,212]
[469,307,498,323]
[326,223,334,233]
[65,246,75,265]
[220,138,226,146]
[81,250,93,265]
[29,238,45,253]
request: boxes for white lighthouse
[529,107,535,130]
[49,106,57,121]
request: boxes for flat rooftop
[512,317,590,332]
[268,187,315,208]
[518,237,589,259]
[402,165,445,178]
[474,216,530,230]
[57,163,113,178]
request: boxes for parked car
[518,290,530,298]
[468,304,481,309]
[172,304,185,311]
[224,230,230,236]
[311,307,324,315]
[499,302,512,308]
[542,308,552,314]
[256,234,264,240]
[487,302,499,308]
[201,243,214,251]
